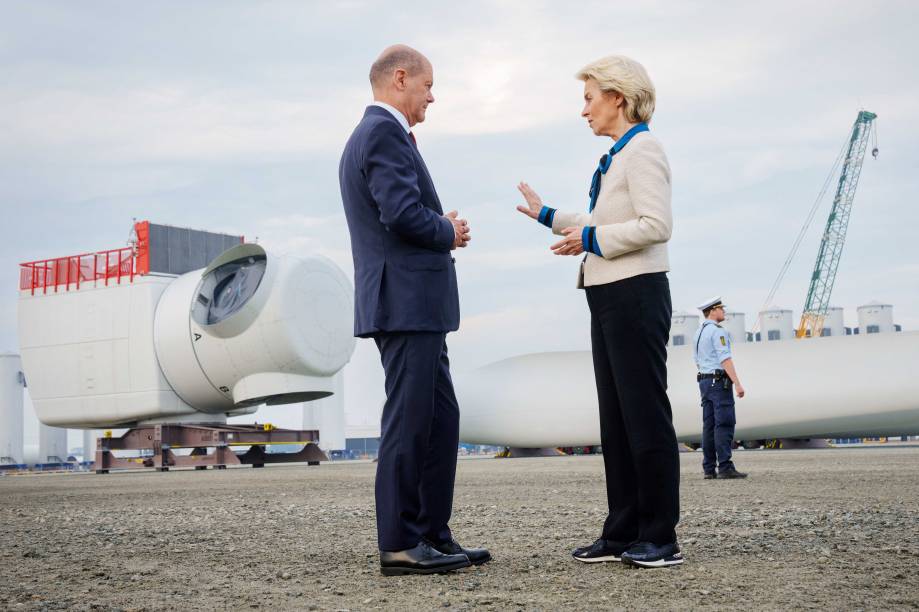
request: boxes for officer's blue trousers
[586,272,680,547]
[699,380,736,473]
[374,332,459,551]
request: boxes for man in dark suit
[339,44,490,576]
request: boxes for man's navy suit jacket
[339,106,460,338]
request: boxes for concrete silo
[821,306,846,337]
[40,425,68,463]
[302,371,346,452]
[82,429,105,464]
[857,302,895,334]
[669,311,700,348]
[0,353,25,466]
[722,311,747,344]
[758,306,794,342]
[23,388,68,465]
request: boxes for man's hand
[735,383,745,399]
[550,226,584,256]
[516,181,543,219]
[445,210,471,249]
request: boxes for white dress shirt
[372,101,411,134]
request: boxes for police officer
[693,297,747,479]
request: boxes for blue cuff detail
[582,226,602,256]
[538,206,556,228]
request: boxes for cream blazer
[551,131,672,287]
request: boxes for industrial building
[671,302,902,351]
[822,306,846,337]
[0,353,26,467]
[299,372,346,453]
[722,310,747,344]
[756,306,795,342]
[0,355,74,471]
[856,301,899,334]
[668,311,700,347]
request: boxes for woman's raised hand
[516,181,543,220]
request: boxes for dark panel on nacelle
[147,223,243,275]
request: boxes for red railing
[20,247,136,295]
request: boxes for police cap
[697,296,725,312]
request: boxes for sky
[2,1,917,440]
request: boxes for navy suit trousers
[700,380,736,473]
[373,332,459,551]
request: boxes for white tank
[669,311,699,348]
[302,371,345,451]
[22,388,67,464]
[722,311,747,344]
[82,429,104,463]
[857,301,894,334]
[821,306,846,338]
[0,353,25,464]
[22,388,37,463]
[40,424,68,463]
[758,306,794,342]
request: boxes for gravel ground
[1,447,918,611]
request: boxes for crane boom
[797,110,877,338]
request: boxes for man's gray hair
[369,45,426,88]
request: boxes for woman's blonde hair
[575,55,656,123]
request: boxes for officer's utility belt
[697,370,726,382]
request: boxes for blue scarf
[588,123,649,212]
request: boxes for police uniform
[693,297,737,476]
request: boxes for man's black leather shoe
[379,541,471,576]
[621,541,684,568]
[703,472,716,480]
[572,538,630,563]
[432,539,492,565]
[717,467,748,479]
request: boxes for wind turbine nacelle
[154,244,356,412]
[18,244,355,429]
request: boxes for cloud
[0,1,916,435]
[0,84,369,164]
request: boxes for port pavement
[0,447,917,610]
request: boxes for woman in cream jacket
[517,55,682,568]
